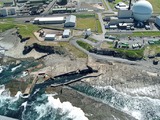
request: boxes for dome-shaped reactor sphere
[132,0,153,22]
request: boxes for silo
[132,0,153,22]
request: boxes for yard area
[76,14,102,33]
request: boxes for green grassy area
[101,0,108,10]
[115,48,144,59]
[0,23,16,32]
[77,40,93,51]
[16,24,39,38]
[88,37,98,43]
[132,31,160,37]
[59,42,87,58]
[75,14,95,18]
[146,45,160,55]
[76,14,102,33]
[148,0,160,13]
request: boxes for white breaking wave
[35,95,88,120]
[11,64,22,72]
[93,85,160,120]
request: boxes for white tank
[132,0,153,22]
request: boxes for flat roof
[63,29,71,35]
[65,15,76,23]
[34,17,65,22]
[45,34,56,38]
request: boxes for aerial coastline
[0,0,160,120]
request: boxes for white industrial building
[0,7,16,16]
[64,15,76,27]
[44,34,56,41]
[62,29,71,38]
[155,16,160,27]
[109,17,133,25]
[0,9,7,16]
[33,17,65,24]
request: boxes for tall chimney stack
[128,0,132,10]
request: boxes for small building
[33,17,65,24]
[118,10,133,19]
[155,16,160,28]
[84,28,92,36]
[8,8,16,15]
[62,29,71,38]
[64,15,76,27]
[45,34,56,41]
[0,8,7,17]
[110,17,133,25]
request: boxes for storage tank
[0,9,7,16]
[132,0,153,22]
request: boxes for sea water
[1,61,160,120]
[0,85,88,120]
[71,84,160,120]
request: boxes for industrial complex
[1,0,160,120]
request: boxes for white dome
[132,0,153,21]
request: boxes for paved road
[97,13,106,36]
[103,0,113,12]
[70,38,139,65]
[42,0,56,15]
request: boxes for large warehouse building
[64,15,76,27]
[33,17,65,24]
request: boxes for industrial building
[33,17,65,24]
[44,34,56,41]
[155,16,160,28]
[64,15,76,27]
[62,29,71,38]
[0,8,16,17]
[0,9,8,17]
[105,0,154,30]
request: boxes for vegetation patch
[59,42,87,58]
[77,40,93,51]
[16,24,39,38]
[147,0,160,13]
[88,37,98,43]
[0,23,16,32]
[115,48,144,59]
[132,31,160,37]
[76,14,102,33]
[75,14,95,18]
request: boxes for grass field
[77,40,93,51]
[0,23,16,32]
[132,31,160,37]
[148,0,160,13]
[76,14,102,33]
[59,42,87,58]
[16,24,39,38]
